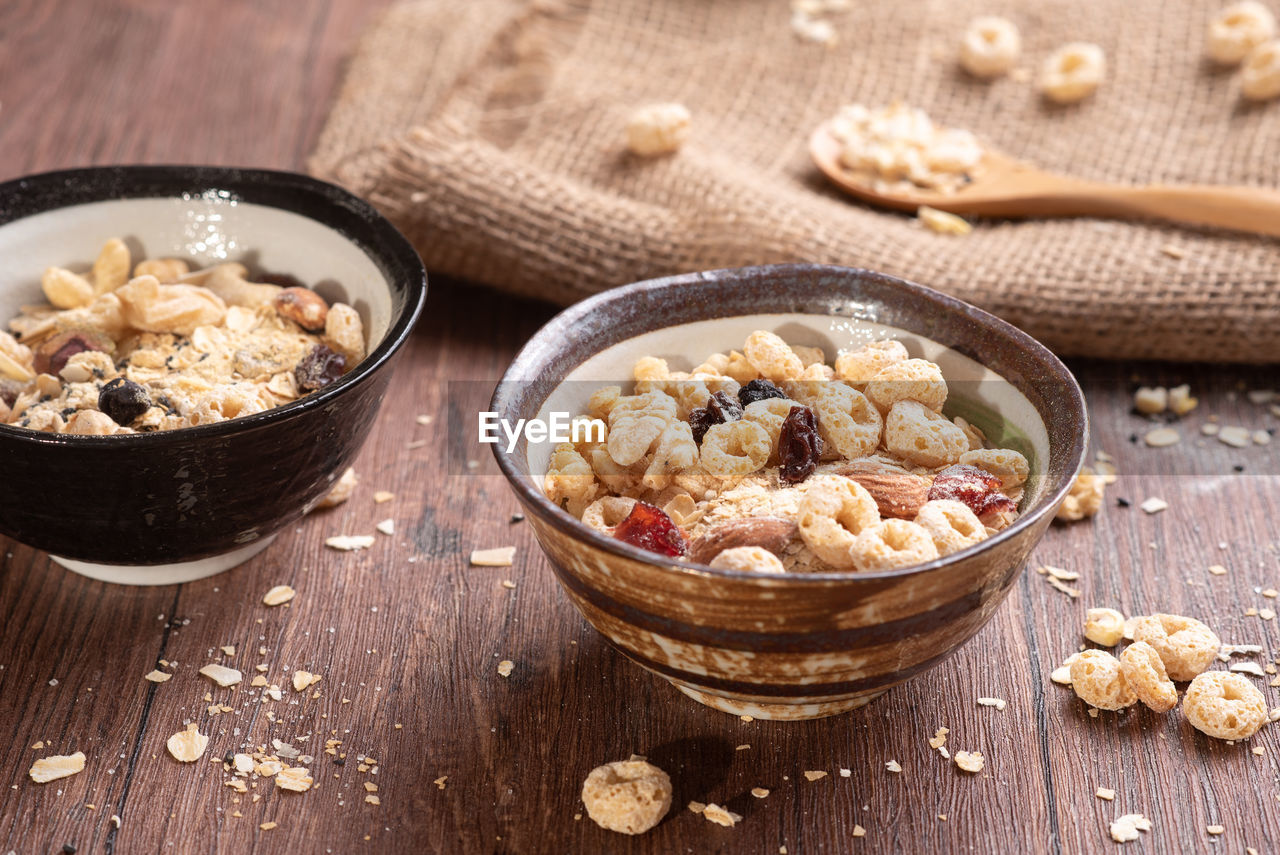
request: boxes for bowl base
[50,535,277,586]
[671,681,886,720]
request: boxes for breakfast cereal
[1182,671,1267,740]
[581,759,672,834]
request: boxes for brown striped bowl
[491,265,1086,720]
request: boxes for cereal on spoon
[544,329,1029,573]
[0,238,365,434]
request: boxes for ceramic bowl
[491,265,1086,720]
[0,166,426,585]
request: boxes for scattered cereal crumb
[1206,825,1225,835]
[687,801,706,814]
[31,741,44,750]
[839,768,851,777]
[1096,787,1115,801]
[144,670,171,683]
[1134,387,1168,414]
[1160,244,1187,259]
[1110,813,1152,843]
[953,751,984,773]
[701,803,742,828]
[928,727,949,749]
[416,414,434,425]
[1261,608,1276,621]
[1201,423,1220,436]
[581,759,673,834]
[501,580,517,589]
[976,697,1006,710]
[803,770,827,781]
[626,103,692,157]
[1208,564,1228,576]
[373,491,395,503]
[471,547,516,567]
[375,518,395,536]
[315,467,358,509]
[1046,576,1080,598]
[1254,430,1272,446]
[263,585,296,606]
[166,724,209,763]
[1143,427,1180,447]
[276,767,313,792]
[852,824,866,837]
[1231,662,1266,677]
[751,787,770,798]
[198,664,242,687]
[292,670,321,692]
[29,752,86,783]
[1252,746,1266,756]
[735,744,750,751]
[434,776,448,790]
[917,206,972,236]
[885,760,902,773]
[1139,497,1168,514]
[1039,565,1080,581]
[325,534,375,551]
[1218,426,1251,448]
[365,794,380,805]
[497,660,514,677]
[260,821,277,831]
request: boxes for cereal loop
[850,519,940,571]
[1119,641,1178,713]
[1069,650,1136,710]
[958,448,1030,488]
[959,16,1021,79]
[743,330,804,382]
[581,496,638,534]
[700,420,771,479]
[796,474,880,569]
[864,358,947,413]
[913,499,986,556]
[884,400,968,468]
[709,546,786,574]
[834,340,909,388]
[1130,613,1220,681]
[581,759,673,835]
[1182,671,1268,741]
[814,384,882,460]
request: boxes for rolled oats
[29,751,86,783]
[166,724,209,762]
[262,585,296,606]
[198,664,242,687]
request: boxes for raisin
[737,379,788,407]
[688,391,744,444]
[295,344,346,393]
[927,464,1017,516]
[256,272,307,289]
[98,377,152,426]
[613,501,688,558]
[778,405,822,485]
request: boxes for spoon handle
[1061,182,1280,238]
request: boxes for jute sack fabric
[310,0,1280,362]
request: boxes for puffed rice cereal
[1130,613,1221,681]
[581,759,673,834]
[1182,671,1267,740]
[1056,467,1106,521]
[797,474,880,569]
[825,102,985,194]
[1069,650,1137,710]
[884,400,968,468]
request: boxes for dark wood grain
[2,2,1279,853]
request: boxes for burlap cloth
[310,0,1280,362]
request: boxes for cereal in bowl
[0,239,365,434]
[543,331,1030,573]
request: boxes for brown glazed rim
[491,264,1088,584]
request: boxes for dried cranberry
[928,464,1017,516]
[33,328,113,376]
[778,405,822,485]
[613,501,688,558]
[737,379,787,407]
[98,377,151,425]
[688,391,744,444]
[295,344,346,393]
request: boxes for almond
[687,516,797,565]
[273,287,329,331]
[830,460,930,519]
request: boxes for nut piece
[1069,650,1136,710]
[29,751,87,783]
[831,460,931,519]
[1182,671,1267,740]
[959,16,1021,79]
[1039,42,1106,104]
[708,546,786,574]
[1120,641,1178,713]
[581,759,673,835]
[687,517,798,565]
[1207,2,1276,64]
[274,287,329,332]
[625,103,692,156]
[167,723,209,762]
[1084,607,1126,647]
[1130,613,1220,681]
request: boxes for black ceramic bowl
[0,166,426,584]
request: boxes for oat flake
[470,547,516,567]
[262,585,296,606]
[199,664,243,687]
[166,724,208,763]
[29,752,86,783]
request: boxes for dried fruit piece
[928,464,1017,517]
[98,377,152,426]
[295,344,346,393]
[581,759,673,834]
[778,405,822,485]
[29,751,86,783]
[688,391,743,444]
[33,328,113,376]
[166,724,209,762]
[613,501,687,558]
[737,378,788,408]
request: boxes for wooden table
[2,2,1278,852]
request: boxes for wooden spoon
[810,121,1280,238]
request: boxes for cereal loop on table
[1242,40,1280,101]
[743,330,804,382]
[913,499,986,556]
[700,420,771,479]
[1207,2,1276,64]
[1039,42,1105,104]
[1182,671,1268,741]
[834,340,909,388]
[864,358,947,413]
[958,448,1029,488]
[1069,650,1136,710]
[1119,641,1178,713]
[709,546,786,574]
[815,384,882,460]
[884,400,968,468]
[796,474,880,569]
[581,759,673,835]
[850,519,940,571]
[1130,613,1220,681]
[959,16,1021,79]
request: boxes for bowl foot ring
[50,535,277,586]
[671,681,887,720]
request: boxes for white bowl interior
[0,196,392,347]
[530,313,1050,506]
